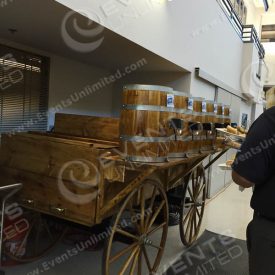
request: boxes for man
[232,103,275,275]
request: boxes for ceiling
[0,0,188,73]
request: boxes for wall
[264,53,275,86]
[241,43,263,101]
[57,0,245,97]
[48,56,114,127]
[243,0,262,35]
[0,39,114,129]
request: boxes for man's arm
[232,170,254,188]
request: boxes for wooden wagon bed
[0,113,227,274]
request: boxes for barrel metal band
[123,105,206,117]
[120,135,170,142]
[123,84,173,93]
[123,104,177,113]
[126,156,167,163]
[168,153,187,158]
[170,136,192,142]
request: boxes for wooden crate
[0,131,122,226]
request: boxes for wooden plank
[28,131,119,148]
[0,134,102,183]
[54,113,120,141]
[0,166,98,226]
[100,167,156,217]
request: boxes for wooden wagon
[0,113,227,275]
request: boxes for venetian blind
[0,44,49,134]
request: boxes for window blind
[0,45,49,134]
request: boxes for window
[0,44,49,134]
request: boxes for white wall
[264,52,275,86]
[243,0,262,34]
[48,56,114,127]
[0,39,114,129]
[241,43,263,101]
[190,74,216,100]
[57,0,245,97]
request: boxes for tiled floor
[2,183,253,275]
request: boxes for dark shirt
[232,107,275,219]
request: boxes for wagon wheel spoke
[116,228,139,241]
[187,186,196,203]
[128,201,141,234]
[139,187,145,234]
[182,206,194,225]
[147,222,166,236]
[109,242,138,264]
[196,207,202,219]
[147,201,165,231]
[42,218,54,242]
[188,209,195,243]
[15,220,35,257]
[119,246,140,274]
[180,165,207,247]
[129,248,140,275]
[103,181,168,275]
[185,207,194,239]
[147,242,163,250]
[142,246,152,272]
[137,250,142,275]
[145,186,157,231]
[195,183,205,200]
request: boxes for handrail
[217,0,265,58]
[242,25,265,59]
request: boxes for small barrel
[216,103,225,124]
[201,100,216,152]
[185,97,205,157]
[168,91,190,158]
[204,100,216,123]
[188,97,205,123]
[120,84,175,162]
[223,105,231,125]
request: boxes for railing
[217,0,265,58]
[242,25,265,59]
[219,0,243,37]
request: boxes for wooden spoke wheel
[179,165,207,247]
[3,211,67,263]
[103,180,169,275]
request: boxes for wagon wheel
[179,165,207,247]
[103,180,169,275]
[3,210,67,263]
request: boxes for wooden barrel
[223,105,231,125]
[185,96,205,157]
[201,100,216,153]
[168,91,190,158]
[188,97,205,123]
[120,84,175,162]
[216,103,225,124]
[204,100,216,123]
